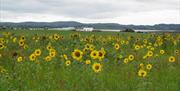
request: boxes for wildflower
[65,60,71,66]
[34,49,41,56]
[90,50,98,59]
[146,64,152,70]
[92,63,102,73]
[45,56,52,62]
[138,69,147,77]
[114,43,120,50]
[160,50,165,54]
[168,56,176,62]
[128,55,134,61]
[72,49,83,61]
[85,60,91,65]
[29,54,36,61]
[17,56,23,62]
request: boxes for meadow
[0,29,180,91]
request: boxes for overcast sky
[0,0,180,25]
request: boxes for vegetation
[0,29,180,91]
[0,21,180,30]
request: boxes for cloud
[0,0,180,24]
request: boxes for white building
[82,27,94,31]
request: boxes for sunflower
[124,58,129,64]
[19,40,25,47]
[29,54,36,61]
[53,34,60,40]
[17,56,23,62]
[45,56,52,62]
[49,49,56,53]
[139,63,144,69]
[92,63,102,73]
[85,43,91,49]
[146,64,152,70]
[114,43,120,50]
[65,60,71,66]
[72,49,83,61]
[89,45,95,51]
[83,48,89,53]
[143,39,148,44]
[49,52,56,58]
[160,50,165,54]
[175,50,179,55]
[98,50,105,61]
[168,56,176,62]
[100,47,106,55]
[20,36,25,41]
[0,43,4,50]
[34,49,41,56]
[90,50,98,59]
[46,45,52,50]
[147,51,153,57]
[85,60,91,65]
[135,45,140,50]
[138,69,147,77]
[128,55,134,61]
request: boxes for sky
[0,0,180,25]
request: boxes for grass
[0,29,180,91]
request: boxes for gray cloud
[0,0,179,24]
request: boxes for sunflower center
[93,53,96,56]
[99,52,103,57]
[75,52,80,57]
[95,66,100,70]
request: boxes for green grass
[0,29,180,91]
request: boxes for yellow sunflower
[17,56,23,62]
[65,60,71,66]
[90,50,99,59]
[135,45,140,50]
[49,52,56,58]
[124,58,129,64]
[114,43,120,50]
[98,50,105,61]
[128,55,134,61]
[139,63,144,69]
[85,43,91,49]
[175,50,179,55]
[85,60,91,65]
[72,49,83,61]
[20,36,25,41]
[29,54,36,61]
[92,63,102,73]
[138,69,147,77]
[0,43,4,50]
[147,51,153,57]
[168,56,176,62]
[18,40,25,47]
[34,49,41,56]
[46,45,52,50]
[45,56,52,62]
[146,64,152,70]
[160,50,165,54]
[53,34,60,40]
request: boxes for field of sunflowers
[0,30,180,91]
